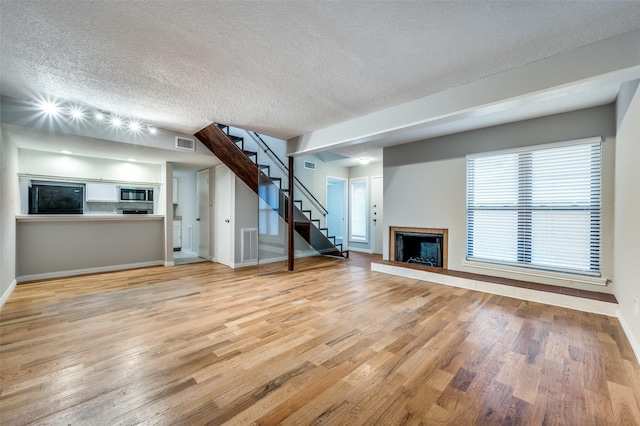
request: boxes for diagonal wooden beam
[194,123,259,192]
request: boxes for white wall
[0,125,20,307]
[384,104,616,292]
[1,95,215,159]
[614,83,640,360]
[19,148,161,184]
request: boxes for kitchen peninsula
[16,214,165,282]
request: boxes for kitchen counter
[16,214,165,282]
[17,214,164,222]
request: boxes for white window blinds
[466,138,602,276]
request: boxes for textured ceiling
[2,1,640,142]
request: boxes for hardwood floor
[1,253,639,425]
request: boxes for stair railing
[250,131,329,217]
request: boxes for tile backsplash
[85,202,153,214]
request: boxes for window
[349,178,368,242]
[466,138,602,276]
[258,183,280,236]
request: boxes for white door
[215,165,233,267]
[197,169,210,259]
[371,176,384,255]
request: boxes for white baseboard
[0,279,17,309]
[618,312,640,364]
[17,261,165,283]
[371,262,618,317]
[347,247,374,254]
[164,261,175,267]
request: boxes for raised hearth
[389,227,448,269]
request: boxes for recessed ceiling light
[110,116,123,128]
[39,100,59,116]
[359,157,370,165]
[148,126,157,134]
[69,106,85,120]
[128,120,142,132]
[95,111,104,120]
[60,150,72,154]
[127,158,136,162]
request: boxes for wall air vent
[304,161,316,170]
[175,137,195,151]
[241,228,258,263]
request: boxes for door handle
[196,218,200,221]
[225,219,230,223]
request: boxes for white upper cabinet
[86,183,119,202]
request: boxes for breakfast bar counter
[16,214,166,282]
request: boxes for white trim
[0,279,17,309]
[618,313,640,364]
[164,261,175,267]
[16,261,164,283]
[347,247,373,254]
[16,214,164,222]
[462,260,608,286]
[371,262,618,317]
[466,136,603,159]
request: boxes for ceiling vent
[175,136,195,151]
[304,161,316,170]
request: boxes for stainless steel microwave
[120,187,153,203]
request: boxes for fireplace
[390,227,448,269]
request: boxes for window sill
[462,260,608,286]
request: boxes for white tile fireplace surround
[374,226,617,317]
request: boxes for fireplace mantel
[389,227,448,269]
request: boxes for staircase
[194,123,348,260]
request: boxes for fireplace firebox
[389,227,448,269]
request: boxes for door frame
[196,169,211,260]
[214,164,235,267]
[371,175,384,255]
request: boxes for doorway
[215,164,233,267]
[197,169,210,259]
[326,177,346,246]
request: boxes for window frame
[349,177,369,243]
[466,137,603,277]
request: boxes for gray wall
[614,84,640,358]
[384,104,616,291]
[16,218,164,279]
[0,125,19,306]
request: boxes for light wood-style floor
[1,253,639,425]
